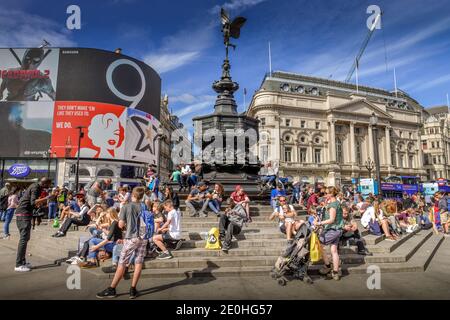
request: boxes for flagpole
[268,42,272,77]
[355,58,359,94]
[394,67,398,98]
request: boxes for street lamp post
[47,147,52,179]
[155,126,167,178]
[365,158,374,178]
[75,126,86,192]
[370,112,382,196]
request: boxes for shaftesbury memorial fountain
[192,8,260,193]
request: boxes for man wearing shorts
[96,187,147,299]
[438,192,449,234]
[153,200,182,260]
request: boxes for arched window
[97,169,114,177]
[78,168,90,176]
[336,138,343,163]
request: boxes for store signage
[8,164,31,178]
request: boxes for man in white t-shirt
[180,163,192,190]
[152,200,182,260]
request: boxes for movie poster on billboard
[125,108,160,165]
[0,101,54,157]
[56,48,161,119]
[0,48,59,102]
[51,101,127,160]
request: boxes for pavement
[0,237,449,300]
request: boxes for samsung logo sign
[8,164,31,178]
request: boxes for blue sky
[2,0,450,127]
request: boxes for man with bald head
[14,177,52,272]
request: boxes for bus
[381,176,421,199]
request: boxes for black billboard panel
[56,48,161,119]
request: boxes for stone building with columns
[421,105,450,180]
[247,71,426,186]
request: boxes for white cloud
[144,0,267,74]
[171,93,216,104]
[0,6,76,47]
[177,100,213,118]
[413,74,450,92]
[211,0,268,14]
[144,51,200,74]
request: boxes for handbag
[309,231,322,263]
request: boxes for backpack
[138,203,154,240]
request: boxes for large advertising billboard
[56,48,161,118]
[0,101,54,157]
[0,48,59,102]
[51,102,159,165]
[0,47,161,163]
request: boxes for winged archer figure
[221,8,246,58]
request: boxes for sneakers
[156,252,173,260]
[319,265,331,275]
[96,287,117,299]
[199,212,208,218]
[189,212,199,217]
[14,265,31,272]
[66,256,84,265]
[51,232,65,238]
[1,234,10,240]
[358,249,372,256]
[222,247,229,254]
[129,287,138,299]
[331,270,341,281]
[174,240,184,251]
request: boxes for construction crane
[345,11,382,83]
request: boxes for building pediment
[329,99,393,119]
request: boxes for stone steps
[0,202,445,280]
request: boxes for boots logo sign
[8,164,31,178]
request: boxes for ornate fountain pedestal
[192,10,261,194]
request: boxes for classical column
[349,122,356,164]
[308,142,313,163]
[368,125,374,161]
[329,120,336,163]
[417,133,423,169]
[385,126,392,166]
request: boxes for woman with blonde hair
[80,207,123,268]
[317,186,345,281]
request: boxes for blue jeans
[48,202,57,219]
[271,199,278,209]
[188,175,198,187]
[262,175,276,185]
[3,208,15,235]
[419,214,431,225]
[0,210,5,222]
[87,237,115,259]
[208,199,222,214]
[88,226,103,238]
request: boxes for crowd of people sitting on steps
[2,162,450,294]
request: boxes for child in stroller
[270,223,313,286]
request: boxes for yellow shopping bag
[309,231,322,263]
[205,227,221,250]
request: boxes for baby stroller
[270,223,313,286]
